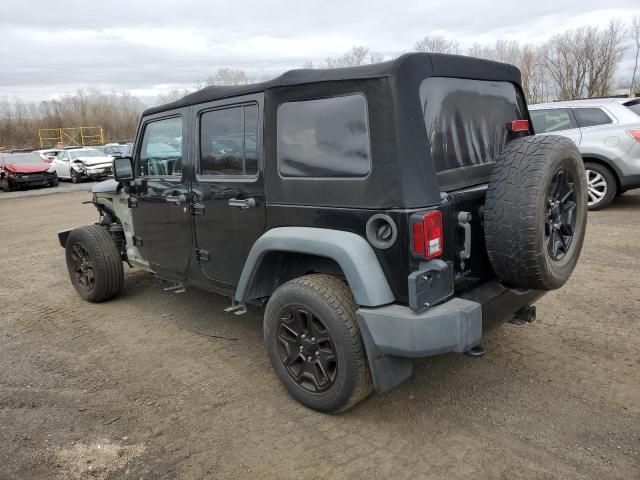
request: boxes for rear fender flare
[234,227,395,307]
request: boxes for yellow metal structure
[38,126,104,148]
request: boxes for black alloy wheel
[264,274,372,412]
[545,168,577,261]
[276,305,338,393]
[70,242,95,293]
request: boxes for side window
[199,104,259,177]
[139,116,183,177]
[573,108,613,128]
[277,94,371,178]
[530,109,577,133]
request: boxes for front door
[53,151,71,178]
[130,110,193,272]
[191,95,266,285]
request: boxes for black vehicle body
[61,53,585,402]
[134,53,531,298]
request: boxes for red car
[0,152,59,192]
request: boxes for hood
[92,179,120,194]
[4,162,49,174]
[75,156,113,166]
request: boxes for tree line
[1,15,639,149]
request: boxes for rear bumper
[620,174,640,191]
[357,280,545,392]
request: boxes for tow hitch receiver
[509,305,536,325]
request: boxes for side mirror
[113,156,134,182]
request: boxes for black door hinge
[132,235,143,246]
[191,202,205,216]
[128,196,139,208]
[195,248,210,262]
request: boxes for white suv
[530,98,640,209]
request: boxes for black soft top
[144,53,521,116]
[143,53,525,209]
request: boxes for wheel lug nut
[307,356,312,362]
[311,337,316,343]
[299,346,303,351]
[301,334,306,340]
[315,351,320,357]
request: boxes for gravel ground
[0,189,638,479]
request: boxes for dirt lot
[1,189,638,479]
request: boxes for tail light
[507,120,530,132]
[627,129,640,141]
[411,210,443,259]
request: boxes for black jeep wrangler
[59,53,587,412]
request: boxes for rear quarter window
[277,94,371,178]
[419,77,526,172]
[573,108,613,128]
[623,100,640,116]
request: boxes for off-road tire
[484,135,587,291]
[264,274,373,413]
[65,225,124,302]
[584,162,616,210]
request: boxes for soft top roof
[144,53,522,116]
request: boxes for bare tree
[585,19,625,98]
[519,45,548,104]
[157,88,193,104]
[629,15,640,95]
[544,21,625,100]
[414,35,461,54]
[319,46,384,68]
[0,90,144,148]
[206,68,250,86]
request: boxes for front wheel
[65,225,124,302]
[264,274,372,413]
[71,170,82,184]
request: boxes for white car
[51,148,113,183]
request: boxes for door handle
[457,211,472,261]
[228,197,257,209]
[166,194,187,205]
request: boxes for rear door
[191,94,266,286]
[530,108,582,146]
[129,110,193,272]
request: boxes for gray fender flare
[234,227,395,307]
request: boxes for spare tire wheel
[484,135,587,291]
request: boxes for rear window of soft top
[419,77,526,173]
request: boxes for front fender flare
[234,227,395,307]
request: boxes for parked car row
[0,145,121,192]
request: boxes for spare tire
[484,135,587,291]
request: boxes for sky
[2,0,639,105]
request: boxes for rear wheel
[484,135,588,291]
[584,162,616,210]
[65,225,124,302]
[264,274,372,413]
